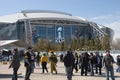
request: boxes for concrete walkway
[0,62,120,80]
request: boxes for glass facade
[31,23,94,44]
[0,23,17,40]
[0,20,104,45]
[16,21,25,39]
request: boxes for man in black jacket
[63,49,75,80]
[80,52,89,76]
[95,52,102,75]
[24,47,32,80]
[9,48,20,80]
[102,50,115,80]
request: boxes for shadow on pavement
[93,73,120,79]
[115,75,120,78]
[0,74,24,78]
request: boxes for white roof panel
[0,11,87,23]
[0,40,18,46]
[0,13,26,23]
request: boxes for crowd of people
[62,49,120,80]
[4,47,120,80]
[8,47,58,80]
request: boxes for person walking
[9,48,20,80]
[30,50,36,73]
[102,50,115,80]
[74,52,79,73]
[36,52,41,68]
[24,47,32,80]
[63,49,75,80]
[95,52,102,75]
[116,55,120,72]
[49,50,58,75]
[80,52,89,76]
[89,52,95,76]
[40,52,48,73]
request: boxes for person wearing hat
[102,50,115,80]
[40,52,48,73]
[49,50,58,75]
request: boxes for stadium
[0,10,114,46]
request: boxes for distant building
[0,10,113,46]
[101,27,114,42]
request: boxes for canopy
[0,40,18,46]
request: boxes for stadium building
[0,10,113,46]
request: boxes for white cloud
[89,14,120,24]
[91,15,113,20]
[89,14,120,40]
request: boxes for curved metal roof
[0,10,87,23]
[21,10,72,16]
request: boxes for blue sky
[0,0,120,40]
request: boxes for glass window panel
[17,21,25,39]
[0,23,17,40]
[47,25,55,42]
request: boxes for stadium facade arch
[0,10,114,46]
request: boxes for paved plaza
[0,61,120,80]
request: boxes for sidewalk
[0,62,120,80]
